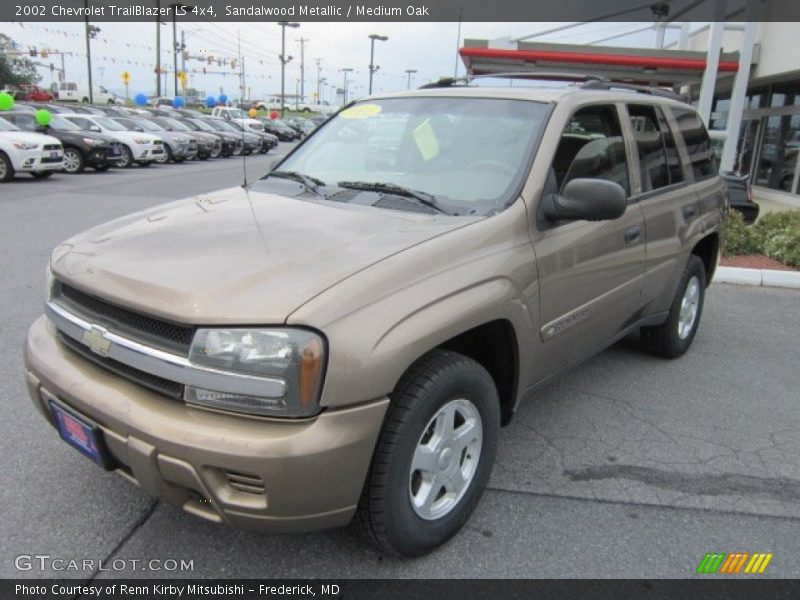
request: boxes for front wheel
[62,147,85,174]
[357,349,500,557]
[156,145,172,164]
[0,152,15,182]
[118,145,133,168]
[641,254,706,358]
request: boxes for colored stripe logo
[697,552,773,574]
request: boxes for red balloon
[270,111,278,120]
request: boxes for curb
[715,266,800,289]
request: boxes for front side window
[551,104,630,195]
[671,107,716,181]
[272,97,549,216]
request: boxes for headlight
[185,328,325,417]
[82,137,104,146]
[13,141,38,150]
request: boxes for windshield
[49,115,81,131]
[189,119,217,132]
[159,117,190,131]
[136,119,164,132]
[112,117,141,131]
[274,97,549,215]
[204,119,229,132]
[94,117,125,131]
[0,118,20,131]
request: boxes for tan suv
[24,82,725,557]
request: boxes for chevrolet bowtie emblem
[82,325,111,356]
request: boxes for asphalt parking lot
[1,151,799,579]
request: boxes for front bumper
[24,316,388,533]
[14,148,63,172]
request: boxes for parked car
[708,130,760,223]
[61,114,165,168]
[261,117,301,141]
[210,106,266,133]
[179,118,240,157]
[57,82,120,104]
[149,117,220,160]
[0,117,63,181]
[0,111,121,173]
[219,119,278,154]
[16,85,55,102]
[111,116,197,164]
[283,116,316,137]
[24,83,725,557]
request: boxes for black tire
[118,145,134,168]
[641,254,706,358]
[62,147,86,174]
[157,145,172,164]
[357,349,500,557]
[31,171,53,179]
[93,163,111,172]
[137,161,152,167]
[0,152,14,182]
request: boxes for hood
[51,185,474,325]
[55,130,110,145]
[108,130,162,144]
[0,131,60,146]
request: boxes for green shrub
[752,210,800,249]
[763,226,800,268]
[723,210,758,256]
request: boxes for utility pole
[340,68,353,105]
[83,0,98,104]
[405,69,417,90]
[155,0,161,96]
[367,34,388,95]
[172,8,179,96]
[296,37,309,103]
[277,21,299,117]
[180,30,186,74]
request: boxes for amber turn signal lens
[299,337,323,407]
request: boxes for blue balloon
[218,93,228,105]
[205,95,216,108]
[134,93,148,107]
[172,96,184,108]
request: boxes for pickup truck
[210,106,266,133]
[25,82,725,557]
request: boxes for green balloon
[0,92,14,111]
[35,109,52,126]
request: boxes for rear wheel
[0,152,14,182]
[641,254,706,358]
[357,349,500,557]
[62,147,85,174]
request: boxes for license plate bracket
[49,400,116,470]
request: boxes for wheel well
[438,320,518,426]
[691,233,719,286]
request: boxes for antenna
[238,29,247,188]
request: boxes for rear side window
[670,107,716,180]
[655,106,684,185]
[552,104,630,195]
[628,104,669,191]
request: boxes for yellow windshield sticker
[340,103,382,119]
[413,119,439,161]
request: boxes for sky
[1,20,678,102]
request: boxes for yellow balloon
[248,108,258,118]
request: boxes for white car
[57,82,121,104]
[0,118,63,182]
[61,114,165,167]
[210,106,267,132]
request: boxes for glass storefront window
[755,114,800,193]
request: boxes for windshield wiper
[266,170,327,198]
[336,181,451,215]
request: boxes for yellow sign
[340,103,382,119]
[413,119,440,161]
[121,71,130,85]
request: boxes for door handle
[624,226,641,243]
[682,204,698,220]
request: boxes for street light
[340,68,353,106]
[367,34,388,95]
[277,21,300,117]
[405,69,417,90]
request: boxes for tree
[0,33,41,87]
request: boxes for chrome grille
[54,282,194,354]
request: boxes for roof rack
[418,72,610,89]
[579,79,683,101]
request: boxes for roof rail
[579,79,683,101]
[417,77,470,89]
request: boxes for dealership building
[461,16,800,209]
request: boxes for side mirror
[89,125,101,133]
[543,178,627,222]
